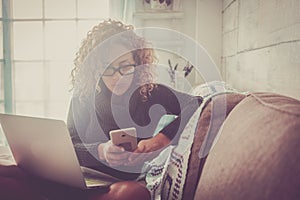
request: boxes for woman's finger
[107,144,125,153]
[106,152,129,162]
[127,152,156,166]
[107,159,127,167]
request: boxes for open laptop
[0,113,121,189]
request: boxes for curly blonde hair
[71,19,157,101]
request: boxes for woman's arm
[127,84,202,165]
[67,98,130,168]
[67,98,102,167]
[151,84,203,142]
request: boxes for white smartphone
[109,127,137,152]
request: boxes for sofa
[160,92,300,200]
[0,92,299,200]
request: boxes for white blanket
[145,81,239,200]
[0,146,15,166]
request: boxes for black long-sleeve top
[67,80,202,180]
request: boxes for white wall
[195,0,223,71]
[181,0,223,85]
[222,0,300,99]
[130,0,223,88]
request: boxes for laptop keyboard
[84,177,112,187]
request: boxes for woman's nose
[112,71,122,80]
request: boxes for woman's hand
[126,133,171,166]
[97,141,129,167]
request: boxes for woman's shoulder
[131,83,171,102]
[150,83,174,92]
[151,83,188,96]
[146,83,178,100]
[150,83,203,103]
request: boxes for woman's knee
[0,165,44,199]
[108,181,151,200]
[0,165,28,179]
[0,176,42,200]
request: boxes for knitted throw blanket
[145,81,239,200]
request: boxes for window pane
[12,0,42,19]
[45,21,77,60]
[15,101,45,117]
[45,0,76,18]
[13,22,43,60]
[0,23,3,59]
[47,61,72,120]
[0,62,3,101]
[14,62,44,101]
[0,103,3,114]
[47,61,72,101]
[47,101,70,120]
[78,0,108,18]
[0,0,2,18]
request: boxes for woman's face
[101,45,136,95]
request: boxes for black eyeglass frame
[102,64,137,76]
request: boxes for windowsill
[133,11,184,19]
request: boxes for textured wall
[196,0,223,70]
[222,0,300,99]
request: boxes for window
[0,0,109,145]
[0,0,109,119]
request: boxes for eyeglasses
[102,64,136,76]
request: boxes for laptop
[0,113,121,189]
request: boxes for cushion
[182,93,246,199]
[194,93,300,200]
[159,93,246,200]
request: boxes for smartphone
[109,127,137,152]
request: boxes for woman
[67,19,202,199]
[0,19,202,200]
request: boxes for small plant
[168,59,178,87]
[183,61,194,77]
[167,59,194,88]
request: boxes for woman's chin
[112,85,128,95]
